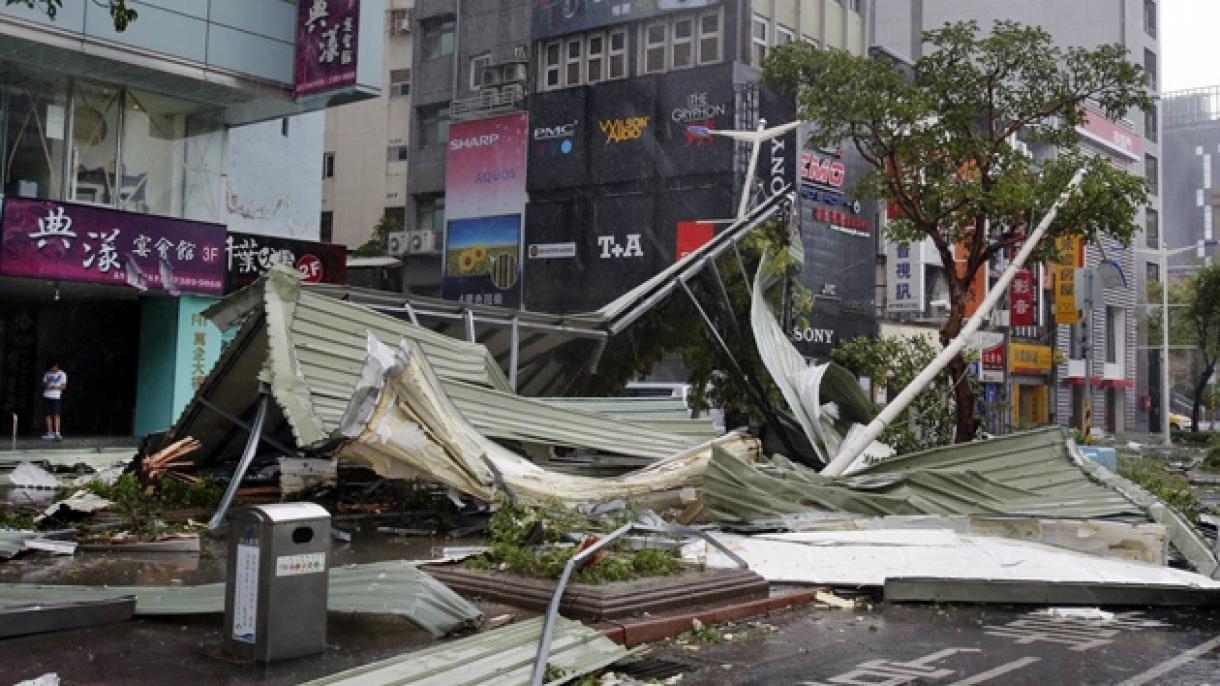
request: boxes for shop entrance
[0,277,140,437]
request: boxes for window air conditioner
[405,230,439,255]
[387,231,409,257]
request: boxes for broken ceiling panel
[681,531,1220,605]
[299,616,630,686]
[336,335,758,506]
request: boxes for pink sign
[445,112,529,221]
[0,198,226,295]
[1077,110,1142,160]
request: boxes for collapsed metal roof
[299,616,631,686]
[0,560,483,638]
[169,268,723,467]
[702,426,1219,575]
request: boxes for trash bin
[223,503,331,662]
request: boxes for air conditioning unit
[480,65,503,88]
[514,44,528,61]
[391,8,413,34]
[405,229,440,255]
[387,231,409,257]
[501,63,527,84]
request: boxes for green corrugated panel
[704,427,1147,523]
[299,616,629,686]
[0,561,482,638]
[442,383,700,459]
[537,397,694,420]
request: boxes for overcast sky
[1162,0,1220,93]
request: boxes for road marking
[948,657,1040,685]
[1115,633,1220,686]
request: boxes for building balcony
[451,84,526,122]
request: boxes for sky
[1161,0,1220,93]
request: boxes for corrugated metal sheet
[704,427,1146,522]
[537,398,721,441]
[0,561,483,637]
[0,530,34,560]
[299,616,630,686]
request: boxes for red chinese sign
[982,344,1006,370]
[1009,268,1036,326]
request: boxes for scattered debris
[0,596,135,639]
[1034,607,1115,622]
[141,437,201,483]
[298,616,631,686]
[279,456,338,496]
[36,490,111,523]
[8,462,59,490]
[814,591,855,610]
[14,673,59,686]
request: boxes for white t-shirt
[42,370,67,399]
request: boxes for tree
[831,334,980,454]
[1181,266,1220,431]
[6,0,137,31]
[353,212,403,257]
[765,20,1151,442]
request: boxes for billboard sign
[1077,109,1141,161]
[225,231,348,292]
[443,112,529,307]
[533,0,723,40]
[885,239,923,312]
[295,0,361,97]
[0,197,225,295]
[1009,268,1036,326]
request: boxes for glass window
[1144,0,1157,37]
[1146,261,1159,284]
[587,33,605,84]
[644,21,667,74]
[417,194,445,233]
[421,16,455,60]
[1145,154,1158,195]
[418,105,449,147]
[776,25,795,45]
[69,81,121,206]
[1146,104,1158,142]
[470,54,491,89]
[320,211,334,243]
[1069,323,1083,359]
[608,29,627,79]
[565,37,583,86]
[386,145,408,162]
[1,66,68,200]
[1146,208,1159,249]
[1143,49,1157,91]
[119,88,220,217]
[698,11,721,64]
[323,152,335,178]
[1105,306,1121,364]
[180,109,224,223]
[390,68,411,96]
[543,42,562,89]
[672,17,693,69]
[752,15,768,66]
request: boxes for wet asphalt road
[660,603,1220,686]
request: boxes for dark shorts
[42,397,61,416]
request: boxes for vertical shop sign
[1,198,225,294]
[886,239,924,312]
[295,0,360,97]
[1009,268,1036,326]
[954,243,987,317]
[1053,236,1082,325]
[443,112,528,307]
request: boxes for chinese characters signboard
[0,197,225,295]
[295,0,360,97]
[1009,268,1036,326]
[443,112,528,308]
[886,239,924,312]
[1053,236,1082,325]
[1009,342,1053,375]
[224,231,347,292]
[1077,109,1141,161]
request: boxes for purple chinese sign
[0,198,226,295]
[295,0,360,97]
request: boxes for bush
[1171,430,1217,446]
[1118,455,1204,522]
[1202,446,1220,473]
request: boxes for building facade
[874,0,1159,436]
[322,0,414,249]
[398,0,873,344]
[0,0,383,438]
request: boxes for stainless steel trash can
[223,503,331,662]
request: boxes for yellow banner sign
[1010,343,1053,374]
[1054,264,1079,325]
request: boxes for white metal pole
[1161,235,1172,445]
[737,120,767,221]
[824,168,1086,476]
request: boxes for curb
[595,590,818,647]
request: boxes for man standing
[41,360,67,441]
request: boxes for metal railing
[451,86,526,121]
